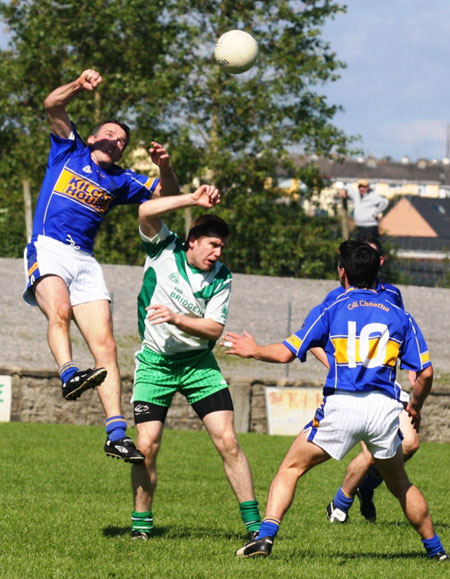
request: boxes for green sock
[239,500,261,533]
[131,510,153,534]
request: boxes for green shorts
[133,346,228,407]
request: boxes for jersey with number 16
[283,287,431,400]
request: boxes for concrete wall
[4,368,449,443]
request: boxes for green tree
[0,0,354,276]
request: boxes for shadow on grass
[103,526,171,538]
[380,520,450,530]
[103,525,249,540]
[286,548,435,562]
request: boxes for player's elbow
[419,365,433,381]
[44,95,59,112]
[278,345,296,364]
[209,323,225,342]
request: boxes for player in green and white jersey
[130,185,261,540]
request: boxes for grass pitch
[1,422,449,578]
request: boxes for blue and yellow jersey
[283,288,431,400]
[323,280,404,309]
[31,124,159,254]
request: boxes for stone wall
[3,368,449,442]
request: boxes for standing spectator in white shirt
[339,179,388,238]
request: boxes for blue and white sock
[59,362,79,384]
[106,415,127,441]
[332,486,354,513]
[422,534,444,557]
[256,516,280,539]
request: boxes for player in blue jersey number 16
[223,240,447,562]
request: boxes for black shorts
[134,387,234,424]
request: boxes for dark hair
[187,214,230,242]
[356,233,383,256]
[338,240,380,288]
[91,119,131,148]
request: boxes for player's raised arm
[149,141,179,197]
[221,330,295,363]
[44,69,103,139]
[139,185,220,238]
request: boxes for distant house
[279,155,450,218]
[379,197,450,286]
[313,156,450,200]
[276,156,450,285]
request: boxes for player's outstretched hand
[405,402,421,432]
[149,141,171,168]
[78,69,103,91]
[192,184,221,208]
[221,330,257,358]
[146,304,176,325]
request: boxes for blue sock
[333,486,354,513]
[106,415,127,441]
[256,517,280,539]
[59,362,79,384]
[359,468,384,492]
[422,534,444,557]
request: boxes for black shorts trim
[192,388,234,420]
[134,401,168,424]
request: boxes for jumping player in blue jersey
[23,69,179,463]
[223,241,447,562]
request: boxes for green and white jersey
[137,223,232,355]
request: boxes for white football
[214,30,258,74]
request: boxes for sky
[1,1,449,162]
[321,0,450,162]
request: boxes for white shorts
[305,391,404,460]
[23,235,110,307]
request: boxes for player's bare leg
[131,420,164,538]
[73,299,121,416]
[34,275,106,400]
[375,447,434,539]
[328,410,421,523]
[342,410,419,496]
[265,430,330,520]
[34,275,73,365]
[201,409,262,536]
[399,409,420,459]
[202,410,255,503]
[132,421,164,510]
[74,300,144,462]
[341,442,374,496]
[354,409,420,521]
[236,430,329,558]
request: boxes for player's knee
[216,430,240,460]
[402,434,420,459]
[383,470,411,498]
[52,301,72,325]
[97,334,117,360]
[137,437,160,461]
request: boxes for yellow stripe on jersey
[332,337,400,367]
[142,177,158,191]
[285,334,302,352]
[421,351,431,364]
[28,262,39,276]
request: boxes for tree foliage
[0,0,353,277]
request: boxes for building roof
[380,196,450,255]
[292,155,450,185]
[408,196,450,238]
